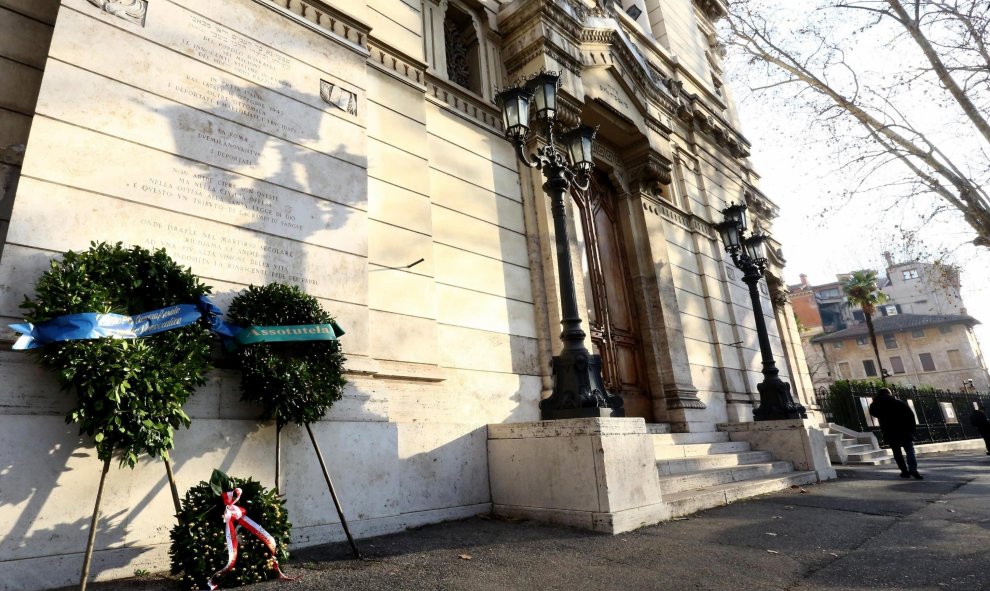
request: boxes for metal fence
[816,382,990,447]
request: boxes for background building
[810,314,989,391]
[792,255,986,390]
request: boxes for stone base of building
[487,418,669,534]
[718,419,838,481]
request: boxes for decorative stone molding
[693,0,728,21]
[87,0,147,26]
[426,74,503,133]
[592,139,620,169]
[556,93,583,128]
[263,0,371,49]
[665,386,707,410]
[675,95,751,158]
[640,199,716,240]
[580,28,678,115]
[320,80,358,115]
[743,185,780,221]
[499,0,585,43]
[367,39,427,89]
[627,151,673,199]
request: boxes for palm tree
[841,270,889,383]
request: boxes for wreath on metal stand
[224,282,359,558]
[11,242,215,590]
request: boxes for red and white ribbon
[207,488,295,590]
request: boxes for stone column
[622,152,706,428]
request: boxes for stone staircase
[823,423,893,465]
[648,424,817,518]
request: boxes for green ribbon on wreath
[231,321,345,348]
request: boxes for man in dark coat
[869,388,922,479]
[970,405,990,455]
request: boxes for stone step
[844,444,875,454]
[645,423,672,434]
[663,472,819,518]
[651,431,730,446]
[847,449,893,465]
[657,450,775,475]
[657,461,795,495]
[654,441,752,460]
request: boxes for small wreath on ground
[170,469,292,590]
[18,242,214,467]
[226,283,347,427]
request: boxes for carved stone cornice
[366,38,427,89]
[426,74,503,132]
[693,0,728,21]
[626,150,673,199]
[499,0,585,43]
[502,33,584,76]
[580,27,678,115]
[262,0,371,51]
[556,93,583,128]
[743,185,780,222]
[676,95,751,158]
[640,194,716,240]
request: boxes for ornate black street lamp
[495,71,624,420]
[715,203,807,421]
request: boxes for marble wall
[0,0,539,587]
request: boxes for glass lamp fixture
[561,125,597,173]
[495,86,533,142]
[744,233,768,262]
[715,219,743,251]
[526,71,560,121]
[723,202,748,235]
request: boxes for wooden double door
[573,171,653,420]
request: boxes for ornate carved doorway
[573,171,653,419]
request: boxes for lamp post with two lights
[495,71,624,420]
[715,203,806,421]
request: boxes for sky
[723,3,990,351]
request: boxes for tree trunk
[864,310,886,384]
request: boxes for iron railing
[816,382,990,447]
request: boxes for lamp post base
[753,375,807,421]
[539,350,625,420]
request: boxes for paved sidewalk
[67,452,990,591]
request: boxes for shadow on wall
[1,49,545,587]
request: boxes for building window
[838,361,851,379]
[947,349,963,369]
[883,334,898,349]
[889,356,906,374]
[939,325,953,335]
[863,359,878,377]
[817,288,840,298]
[443,5,481,93]
[832,342,844,350]
[902,269,919,280]
[881,305,899,316]
[919,353,937,372]
[856,336,868,346]
[912,329,925,339]
[423,0,496,100]
[852,310,865,322]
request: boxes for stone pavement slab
[56,453,990,591]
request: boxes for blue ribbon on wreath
[9,295,239,350]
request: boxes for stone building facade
[0,0,816,587]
